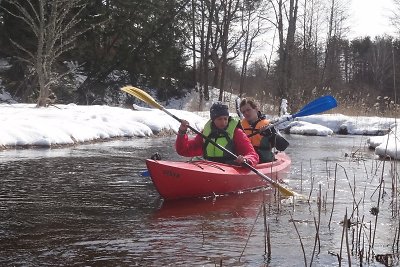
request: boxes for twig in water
[351,227,355,256]
[262,195,268,257]
[267,224,271,260]
[337,164,357,210]
[325,157,330,189]
[300,161,303,193]
[392,224,399,254]
[359,247,364,266]
[397,219,400,253]
[239,204,262,261]
[368,221,372,263]
[308,175,315,204]
[371,161,386,255]
[345,211,352,266]
[310,184,322,266]
[289,211,307,267]
[328,164,338,230]
[339,211,345,267]
[308,159,314,203]
[358,215,365,260]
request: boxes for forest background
[1,0,400,116]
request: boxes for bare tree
[270,0,299,100]
[185,0,245,104]
[217,0,244,101]
[297,0,325,97]
[191,0,198,101]
[320,0,349,87]
[2,0,87,107]
[369,37,393,93]
[238,0,268,97]
[203,0,217,101]
[197,0,206,107]
[188,0,216,105]
[391,0,400,34]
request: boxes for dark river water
[0,135,398,266]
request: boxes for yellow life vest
[202,117,239,162]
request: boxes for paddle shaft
[247,95,337,138]
[120,85,296,196]
[247,115,292,138]
[163,107,288,190]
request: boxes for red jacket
[175,128,259,166]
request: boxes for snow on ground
[1,101,399,159]
[0,87,399,159]
[0,103,205,148]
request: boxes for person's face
[213,116,229,129]
[240,103,258,122]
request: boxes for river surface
[0,134,398,266]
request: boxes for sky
[350,0,397,38]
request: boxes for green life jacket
[202,117,239,163]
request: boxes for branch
[2,0,40,36]
[9,39,35,62]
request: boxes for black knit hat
[210,101,229,120]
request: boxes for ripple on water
[0,136,396,266]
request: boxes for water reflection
[0,134,396,266]
[154,189,275,219]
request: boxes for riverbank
[0,131,176,151]
[1,103,399,158]
[0,103,204,149]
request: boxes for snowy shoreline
[0,103,399,159]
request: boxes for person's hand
[259,123,270,132]
[235,155,248,165]
[178,120,189,134]
[260,124,275,136]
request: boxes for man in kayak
[176,101,259,166]
[239,98,275,163]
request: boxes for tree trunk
[4,0,87,107]
[239,7,250,97]
[218,0,239,101]
[191,0,197,93]
[203,0,216,101]
[198,0,206,109]
[36,0,51,107]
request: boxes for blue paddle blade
[293,95,337,118]
[140,170,150,177]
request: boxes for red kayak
[146,152,291,200]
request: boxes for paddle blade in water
[141,170,150,177]
[121,86,163,110]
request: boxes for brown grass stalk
[328,164,338,229]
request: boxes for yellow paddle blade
[276,185,294,196]
[274,182,306,199]
[277,185,301,198]
[121,86,163,110]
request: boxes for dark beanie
[210,101,229,120]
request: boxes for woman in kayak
[239,98,274,163]
[176,101,259,166]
